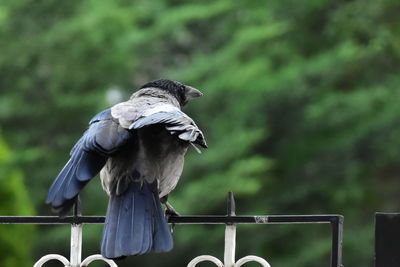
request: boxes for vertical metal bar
[225,192,237,267]
[70,223,83,267]
[224,225,236,267]
[331,216,344,267]
[70,197,83,267]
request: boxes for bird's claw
[165,202,180,217]
[164,202,180,234]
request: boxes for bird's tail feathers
[101,181,173,259]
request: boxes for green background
[1,0,400,266]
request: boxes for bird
[46,78,207,259]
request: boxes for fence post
[70,224,83,267]
[224,192,236,267]
[375,213,400,267]
[69,198,83,267]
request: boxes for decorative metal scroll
[187,224,271,267]
[187,193,271,267]
[32,199,116,267]
[33,224,117,267]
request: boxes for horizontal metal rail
[0,214,341,225]
[0,193,344,267]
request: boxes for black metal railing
[0,192,344,267]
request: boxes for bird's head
[139,78,203,107]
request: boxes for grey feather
[48,81,206,259]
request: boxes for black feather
[129,109,207,148]
[140,78,186,105]
[46,109,133,214]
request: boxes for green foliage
[1,0,400,266]
[0,130,35,267]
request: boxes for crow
[46,78,207,259]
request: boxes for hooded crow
[46,78,207,259]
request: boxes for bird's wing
[129,106,207,148]
[46,109,133,214]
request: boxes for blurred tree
[0,0,400,266]
[0,129,35,267]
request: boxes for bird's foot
[164,202,180,234]
[165,201,180,217]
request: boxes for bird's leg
[160,194,180,217]
[165,201,180,217]
[165,202,180,234]
[160,195,168,204]
[160,195,180,233]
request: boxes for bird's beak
[185,86,203,100]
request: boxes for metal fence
[0,192,344,267]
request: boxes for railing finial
[73,195,82,217]
[227,192,236,217]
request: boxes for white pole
[70,224,83,267]
[224,225,236,267]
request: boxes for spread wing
[46,109,133,214]
[128,106,207,148]
[111,96,207,148]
